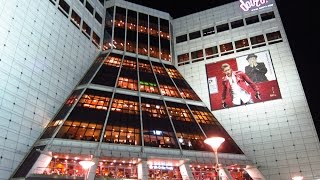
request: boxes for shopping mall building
[0,0,319,179]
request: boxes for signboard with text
[239,0,274,12]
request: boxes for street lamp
[79,160,95,180]
[204,137,225,166]
[292,176,303,180]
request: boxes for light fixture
[204,136,225,178]
[79,160,95,169]
[79,160,95,180]
[292,176,303,180]
[204,137,225,152]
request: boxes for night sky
[128,0,319,124]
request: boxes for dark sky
[128,0,319,123]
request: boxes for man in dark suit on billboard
[245,53,268,83]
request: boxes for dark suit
[245,62,268,83]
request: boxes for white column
[87,158,99,180]
[179,162,194,180]
[137,159,148,180]
[244,165,266,180]
[218,164,233,180]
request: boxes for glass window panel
[58,0,70,16]
[82,21,91,38]
[250,34,265,46]
[202,27,215,36]
[141,97,178,149]
[160,19,171,61]
[231,19,244,29]
[189,105,243,154]
[95,12,103,24]
[261,11,275,21]
[235,38,249,49]
[216,23,229,33]
[113,7,126,51]
[245,15,259,25]
[152,62,181,98]
[85,1,94,14]
[205,46,218,57]
[191,49,203,59]
[220,42,233,53]
[177,53,189,63]
[176,34,187,43]
[71,10,81,28]
[92,53,122,87]
[126,10,137,53]
[165,101,207,151]
[103,94,141,146]
[266,31,282,41]
[138,13,148,56]
[92,31,101,48]
[189,31,201,40]
[149,16,160,58]
[103,7,114,50]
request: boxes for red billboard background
[206,51,281,110]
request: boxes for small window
[189,31,201,40]
[176,34,187,43]
[261,12,275,21]
[231,19,244,29]
[95,12,103,24]
[235,38,249,52]
[82,21,91,38]
[71,10,81,28]
[216,23,229,33]
[250,34,265,47]
[177,53,189,63]
[92,31,101,48]
[266,31,282,44]
[85,1,94,15]
[220,42,233,55]
[49,0,56,5]
[98,0,104,6]
[245,15,259,25]
[205,46,218,58]
[58,0,70,16]
[191,49,203,59]
[202,27,215,36]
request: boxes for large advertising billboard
[206,50,281,110]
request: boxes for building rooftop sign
[239,0,273,11]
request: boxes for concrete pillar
[87,158,99,180]
[137,159,148,180]
[27,151,52,177]
[218,164,233,180]
[179,162,194,180]
[244,165,266,180]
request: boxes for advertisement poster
[206,50,281,110]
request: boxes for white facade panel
[0,0,102,179]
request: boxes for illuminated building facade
[0,0,319,179]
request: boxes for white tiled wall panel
[173,0,320,179]
[0,0,101,179]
